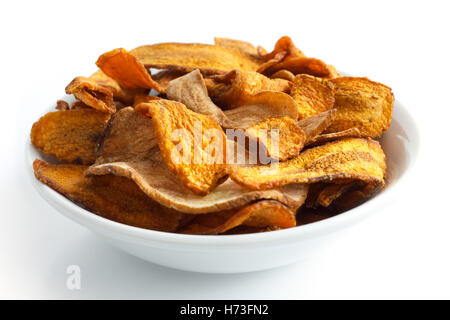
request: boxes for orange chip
[262,57,333,78]
[31,109,110,164]
[135,99,227,196]
[260,36,305,61]
[214,37,259,56]
[290,74,336,119]
[230,138,386,190]
[96,48,163,92]
[130,42,265,74]
[33,159,188,232]
[180,200,296,235]
[326,77,394,138]
[307,127,361,146]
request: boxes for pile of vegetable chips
[31,37,393,235]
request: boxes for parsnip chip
[33,159,188,232]
[270,69,296,81]
[130,42,264,74]
[206,69,291,108]
[31,109,110,164]
[326,77,394,138]
[296,109,336,142]
[166,69,232,127]
[152,70,186,92]
[214,37,259,56]
[96,48,163,92]
[230,138,386,190]
[65,70,140,114]
[87,108,309,213]
[290,74,335,119]
[135,99,227,195]
[180,200,296,235]
[223,91,299,128]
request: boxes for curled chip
[230,138,386,190]
[130,42,265,74]
[87,107,309,213]
[262,57,333,78]
[135,99,227,195]
[206,69,291,108]
[305,182,361,208]
[65,70,140,114]
[260,36,305,61]
[180,200,296,235]
[96,48,163,92]
[31,109,110,165]
[326,77,394,138]
[296,109,337,142]
[33,159,188,232]
[290,74,336,119]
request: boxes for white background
[1,0,449,299]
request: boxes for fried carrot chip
[206,69,291,108]
[270,69,296,81]
[307,127,361,147]
[33,159,188,232]
[326,77,394,138]
[86,108,309,213]
[55,100,69,111]
[135,99,227,195]
[65,70,140,114]
[96,48,163,92]
[262,57,333,78]
[180,200,296,235]
[260,36,305,61]
[31,109,110,164]
[166,69,232,127]
[230,138,386,190]
[130,42,264,74]
[290,74,336,119]
[244,117,306,161]
[214,37,259,56]
[132,93,161,106]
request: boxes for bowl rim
[27,98,420,248]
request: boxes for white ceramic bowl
[28,98,419,273]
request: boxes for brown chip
[96,48,163,92]
[305,182,361,208]
[130,42,265,74]
[326,77,394,138]
[260,36,305,61]
[290,74,336,119]
[31,109,110,164]
[135,99,227,195]
[206,69,291,108]
[230,138,386,190]
[55,100,69,111]
[65,70,141,114]
[87,108,309,213]
[270,69,296,81]
[180,200,296,235]
[33,159,188,232]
